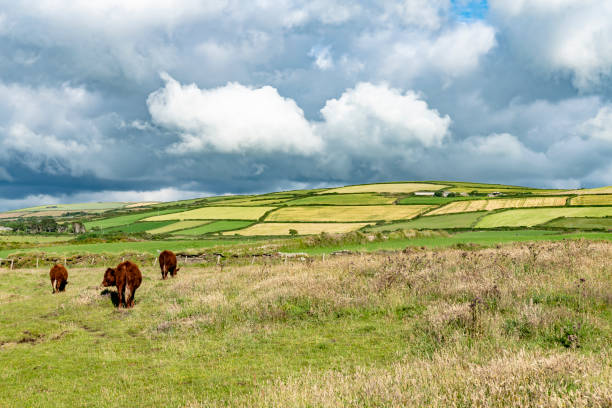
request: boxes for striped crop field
[286,193,396,206]
[225,222,370,236]
[173,220,254,236]
[147,221,210,235]
[143,206,275,221]
[475,207,612,228]
[570,195,612,206]
[426,197,568,216]
[265,205,432,222]
[321,183,447,194]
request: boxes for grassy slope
[476,207,612,228]
[367,212,485,231]
[571,194,612,205]
[144,206,275,221]
[173,221,254,236]
[84,209,185,230]
[543,217,612,229]
[0,241,610,407]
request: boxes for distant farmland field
[266,205,431,222]
[560,186,612,195]
[427,196,568,216]
[570,194,612,206]
[476,207,612,228]
[147,221,210,235]
[286,193,396,206]
[227,222,369,236]
[84,208,184,230]
[173,220,254,235]
[368,212,485,231]
[544,217,612,229]
[322,183,447,194]
[144,206,275,221]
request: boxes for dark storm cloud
[0,0,611,211]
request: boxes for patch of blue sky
[451,0,488,20]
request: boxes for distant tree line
[0,218,86,234]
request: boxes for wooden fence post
[10,259,14,270]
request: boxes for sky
[0,0,612,210]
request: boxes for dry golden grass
[426,196,568,216]
[571,194,612,206]
[225,222,369,236]
[170,240,612,408]
[265,205,431,222]
[125,202,159,208]
[143,206,275,221]
[322,183,448,194]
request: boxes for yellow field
[147,221,210,235]
[216,198,292,206]
[321,183,447,194]
[226,222,370,236]
[570,194,612,205]
[557,186,612,195]
[126,202,159,208]
[426,197,568,216]
[143,206,275,221]
[265,205,431,222]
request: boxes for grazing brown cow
[159,250,180,280]
[101,261,142,308]
[49,264,68,293]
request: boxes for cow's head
[175,267,181,274]
[101,268,116,287]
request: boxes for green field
[476,207,612,228]
[173,221,255,236]
[145,206,275,221]
[285,193,396,206]
[147,221,210,235]
[0,235,75,243]
[84,209,185,230]
[227,222,370,236]
[570,194,612,206]
[367,212,486,231]
[543,217,612,229]
[266,205,431,222]
[1,241,611,406]
[96,221,175,234]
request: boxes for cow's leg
[127,288,135,308]
[51,279,56,293]
[116,285,124,308]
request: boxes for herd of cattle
[49,249,179,308]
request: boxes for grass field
[227,222,370,236]
[146,221,210,235]
[367,212,486,231]
[427,196,568,216]
[101,221,175,234]
[543,217,612,229]
[286,193,396,206]
[144,207,275,221]
[266,205,432,222]
[0,235,75,243]
[172,221,254,236]
[322,183,447,194]
[571,194,612,206]
[84,209,185,230]
[0,241,611,407]
[213,198,292,206]
[476,207,612,228]
[11,202,129,212]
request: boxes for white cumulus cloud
[147,73,323,155]
[319,82,451,149]
[490,0,612,90]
